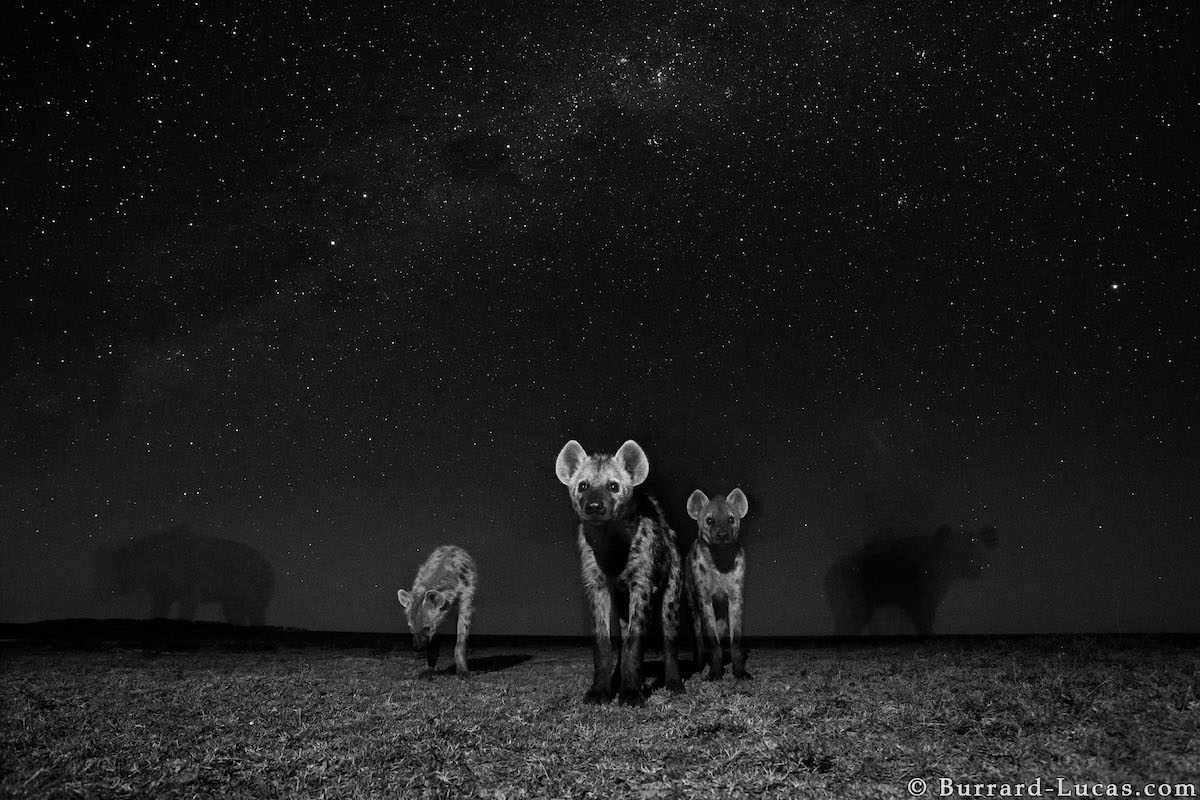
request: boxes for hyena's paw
[705,665,725,682]
[733,667,754,681]
[584,687,614,705]
[455,667,471,679]
[418,668,436,681]
[665,677,686,694]
[617,687,647,707]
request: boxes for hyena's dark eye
[607,481,620,493]
[578,481,589,493]
[705,516,714,525]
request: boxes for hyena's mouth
[577,501,613,521]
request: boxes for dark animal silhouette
[825,524,997,636]
[93,526,274,625]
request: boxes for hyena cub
[686,488,752,680]
[555,440,685,706]
[397,545,476,677]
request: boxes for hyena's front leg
[454,588,474,677]
[582,556,617,703]
[587,590,617,703]
[423,637,440,678]
[700,590,724,681]
[728,584,752,680]
[660,549,685,693]
[619,576,651,707]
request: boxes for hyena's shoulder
[635,491,675,542]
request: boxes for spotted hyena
[93,526,274,625]
[825,524,998,636]
[555,439,684,706]
[397,545,477,677]
[685,488,752,680]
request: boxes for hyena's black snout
[412,633,430,652]
[579,490,616,520]
[706,523,739,545]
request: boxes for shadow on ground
[422,653,534,676]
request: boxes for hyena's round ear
[424,589,447,609]
[397,589,413,608]
[728,488,749,518]
[686,490,709,520]
[616,440,649,486]
[556,440,588,485]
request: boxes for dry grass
[2,633,1198,798]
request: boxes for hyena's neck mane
[580,490,664,579]
[582,513,637,579]
[699,539,741,574]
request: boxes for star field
[2,2,1196,634]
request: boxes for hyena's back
[414,545,476,593]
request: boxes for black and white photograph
[2,2,1197,797]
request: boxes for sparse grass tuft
[2,636,1197,798]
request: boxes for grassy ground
[1,632,1197,799]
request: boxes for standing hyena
[397,545,477,677]
[686,488,752,681]
[555,439,685,706]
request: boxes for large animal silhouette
[825,524,997,636]
[93,526,274,625]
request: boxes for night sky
[3,2,1197,636]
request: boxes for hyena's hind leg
[454,583,475,676]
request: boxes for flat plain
[1,625,1197,799]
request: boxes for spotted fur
[397,545,477,677]
[685,488,752,680]
[555,439,684,706]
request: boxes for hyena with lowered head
[397,545,477,677]
[555,439,685,706]
[686,488,752,680]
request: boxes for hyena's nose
[585,501,604,516]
